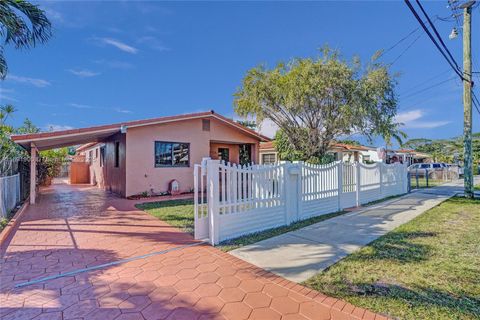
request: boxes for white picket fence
[194,159,408,245]
[0,174,21,219]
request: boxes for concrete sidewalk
[231,180,468,283]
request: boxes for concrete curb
[0,196,29,248]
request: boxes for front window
[262,153,276,165]
[155,141,190,167]
[218,148,229,163]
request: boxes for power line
[389,33,423,66]
[379,25,421,59]
[400,76,457,100]
[415,0,462,72]
[404,0,467,81]
[399,69,452,95]
[473,91,480,114]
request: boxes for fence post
[355,161,360,207]
[425,168,429,188]
[407,169,411,193]
[284,162,300,224]
[415,168,419,189]
[379,163,384,198]
[207,160,220,245]
[337,162,343,211]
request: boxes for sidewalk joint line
[14,241,206,289]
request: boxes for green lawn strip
[303,197,480,320]
[137,198,347,251]
[217,210,346,252]
[136,199,195,234]
[410,178,444,189]
[474,184,480,190]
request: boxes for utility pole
[462,1,474,198]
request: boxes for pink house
[12,111,269,201]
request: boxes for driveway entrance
[1,181,379,320]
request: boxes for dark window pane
[155,142,172,166]
[114,142,119,167]
[173,143,189,166]
[218,148,229,162]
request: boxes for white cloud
[46,124,74,132]
[96,37,138,54]
[6,75,51,87]
[67,69,100,78]
[137,36,170,52]
[395,109,450,129]
[93,59,134,70]
[69,103,94,109]
[115,108,132,114]
[402,120,451,129]
[394,110,423,123]
[0,88,17,102]
[44,7,64,24]
[0,94,18,102]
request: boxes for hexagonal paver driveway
[0,182,383,320]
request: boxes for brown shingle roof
[11,110,271,148]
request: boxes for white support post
[284,162,300,224]
[355,161,360,207]
[30,143,37,205]
[207,160,220,245]
[379,163,384,198]
[337,161,343,211]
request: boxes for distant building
[259,141,383,164]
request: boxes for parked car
[408,163,444,177]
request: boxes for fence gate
[193,163,209,240]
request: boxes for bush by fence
[195,160,408,245]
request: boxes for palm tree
[0,0,51,79]
[0,104,16,126]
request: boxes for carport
[11,124,123,204]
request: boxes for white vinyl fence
[0,174,21,219]
[194,159,408,245]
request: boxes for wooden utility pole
[462,1,474,198]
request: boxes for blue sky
[1,1,479,146]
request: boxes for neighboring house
[259,141,278,164]
[386,148,431,165]
[259,141,381,164]
[12,111,269,199]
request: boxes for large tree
[234,47,404,163]
[0,0,52,79]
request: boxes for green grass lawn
[410,177,444,189]
[136,199,195,234]
[303,197,480,320]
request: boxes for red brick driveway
[0,182,384,320]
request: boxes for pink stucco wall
[125,118,260,197]
[84,145,104,188]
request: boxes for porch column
[30,143,37,204]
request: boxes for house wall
[209,143,240,163]
[125,118,260,197]
[361,150,383,162]
[83,144,106,188]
